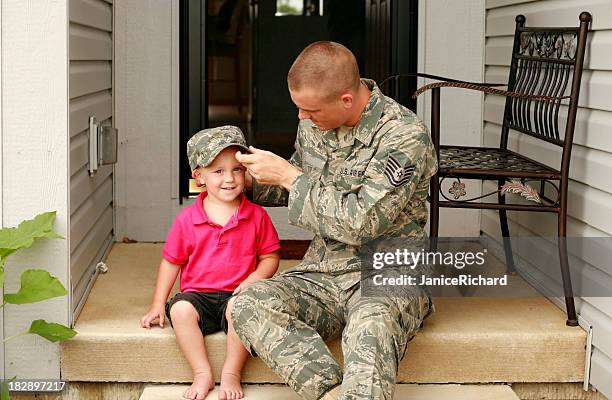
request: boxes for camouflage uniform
[231,79,437,400]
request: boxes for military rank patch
[385,155,415,187]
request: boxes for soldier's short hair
[287,41,360,102]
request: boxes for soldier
[231,41,437,400]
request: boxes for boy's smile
[193,146,246,205]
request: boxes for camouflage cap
[187,125,249,170]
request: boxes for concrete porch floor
[61,243,587,385]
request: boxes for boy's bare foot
[218,371,244,400]
[182,371,215,400]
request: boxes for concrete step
[139,384,521,400]
[62,243,587,384]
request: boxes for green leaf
[0,248,16,261]
[46,231,65,240]
[4,269,67,304]
[0,212,63,255]
[0,377,14,400]
[28,320,77,343]
[0,380,9,400]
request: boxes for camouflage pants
[231,270,431,400]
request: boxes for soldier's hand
[236,146,301,191]
[244,169,253,190]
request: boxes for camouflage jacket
[252,79,437,282]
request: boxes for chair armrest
[380,73,506,88]
[412,80,569,102]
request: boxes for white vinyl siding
[69,0,114,321]
[1,0,69,380]
[417,0,486,236]
[484,0,612,397]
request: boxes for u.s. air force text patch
[384,154,415,187]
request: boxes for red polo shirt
[162,192,281,293]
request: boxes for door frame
[179,0,209,199]
[178,0,419,199]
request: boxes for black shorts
[165,291,233,335]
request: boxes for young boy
[140,126,281,400]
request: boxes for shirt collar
[191,191,252,225]
[319,79,384,147]
[353,79,385,146]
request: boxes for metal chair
[383,12,591,326]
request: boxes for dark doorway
[180,0,418,198]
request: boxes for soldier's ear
[341,93,354,109]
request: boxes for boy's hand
[233,276,260,295]
[140,303,166,329]
[233,252,280,294]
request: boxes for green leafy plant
[0,212,77,398]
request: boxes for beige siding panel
[69,24,112,61]
[484,36,513,67]
[70,210,113,295]
[482,205,607,240]
[586,30,612,72]
[486,66,612,112]
[480,213,606,295]
[70,165,113,214]
[70,211,113,286]
[68,0,113,327]
[485,32,612,71]
[482,214,612,324]
[484,94,612,154]
[486,0,537,9]
[479,145,612,236]
[482,210,612,286]
[486,0,612,37]
[70,130,89,176]
[580,300,612,348]
[482,205,611,259]
[482,213,612,302]
[485,2,612,391]
[70,90,112,137]
[515,179,609,233]
[70,0,112,32]
[591,350,612,398]
[483,181,612,237]
[70,178,113,253]
[69,61,111,99]
[483,123,612,195]
[71,233,114,316]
